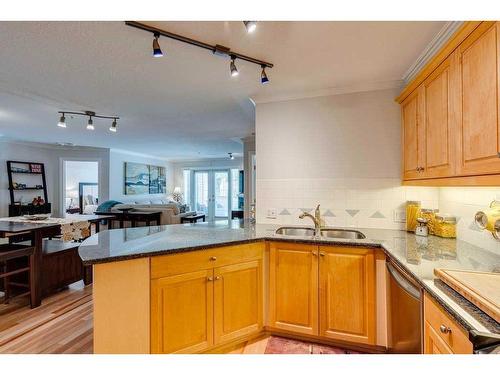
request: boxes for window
[183,169,191,207]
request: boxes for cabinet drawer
[424,293,472,354]
[151,243,264,279]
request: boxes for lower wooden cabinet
[151,245,264,353]
[151,269,214,354]
[269,242,377,345]
[269,242,319,335]
[214,260,263,345]
[319,246,376,345]
[423,293,472,354]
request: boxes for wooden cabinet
[214,260,263,345]
[423,293,472,354]
[150,244,264,353]
[151,269,214,354]
[269,242,376,345]
[398,21,500,185]
[318,246,376,345]
[457,22,500,176]
[269,242,318,335]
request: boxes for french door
[192,170,230,221]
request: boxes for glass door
[191,170,231,221]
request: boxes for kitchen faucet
[299,204,322,236]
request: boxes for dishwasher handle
[387,261,421,300]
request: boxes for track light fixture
[110,118,118,132]
[230,56,239,77]
[260,65,269,84]
[57,110,119,133]
[152,33,163,57]
[228,153,234,160]
[243,21,257,33]
[57,113,66,128]
[125,21,273,84]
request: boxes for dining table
[0,214,114,307]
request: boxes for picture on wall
[124,162,166,195]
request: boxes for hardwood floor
[0,281,93,354]
[0,283,361,354]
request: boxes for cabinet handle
[207,276,214,282]
[439,325,452,334]
[319,252,325,257]
[214,276,221,281]
[312,252,318,256]
[209,256,217,261]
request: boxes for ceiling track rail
[125,21,274,69]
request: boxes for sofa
[110,198,195,226]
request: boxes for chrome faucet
[299,204,322,236]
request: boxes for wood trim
[396,21,483,103]
[403,173,500,186]
[93,258,150,354]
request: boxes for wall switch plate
[267,208,277,219]
[393,210,406,223]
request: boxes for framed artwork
[124,162,166,195]
[124,162,150,195]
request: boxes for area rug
[264,336,360,354]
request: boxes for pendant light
[261,65,269,84]
[152,33,163,57]
[57,113,66,128]
[86,116,95,130]
[243,21,257,33]
[230,56,239,77]
[109,118,118,132]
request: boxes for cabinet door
[402,87,425,179]
[319,246,376,345]
[421,52,458,178]
[424,321,453,354]
[457,22,500,175]
[151,269,214,353]
[214,260,263,345]
[269,242,318,336]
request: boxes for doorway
[62,160,99,215]
[192,170,230,221]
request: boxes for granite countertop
[78,219,500,349]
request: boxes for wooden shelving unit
[6,160,51,217]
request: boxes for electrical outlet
[267,208,277,219]
[393,210,406,223]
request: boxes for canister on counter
[434,214,457,238]
[420,208,438,235]
[406,201,421,232]
[415,217,429,237]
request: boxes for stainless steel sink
[275,227,315,236]
[320,228,366,239]
[275,227,366,239]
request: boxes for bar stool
[0,244,35,307]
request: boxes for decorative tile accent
[345,209,359,217]
[323,209,336,217]
[300,208,313,213]
[370,211,386,219]
[279,209,291,216]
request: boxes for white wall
[255,88,439,229]
[0,140,109,217]
[109,149,173,203]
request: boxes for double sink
[275,226,366,240]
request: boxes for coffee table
[181,213,206,223]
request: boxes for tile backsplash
[439,187,500,253]
[256,178,439,230]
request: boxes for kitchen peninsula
[79,220,500,354]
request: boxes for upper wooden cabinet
[457,22,500,176]
[399,21,500,185]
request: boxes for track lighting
[86,116,95,130]
[261,65,269,84]
[125,21,273,84]
[57,113,66,128]
[110,118,118,132]
[228,153,234,160]
[152,33,163,57]
[243,21,257,33]
[230,56,239,77]
[57,110,119,132]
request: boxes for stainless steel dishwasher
[387,260,423,354]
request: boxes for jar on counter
[406,201,421,232]
[434,214,457,238]
[421,208,438,235]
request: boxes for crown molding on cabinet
[402,21,464,85]
[251,79,404,105]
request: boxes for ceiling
[0,21,445,160]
